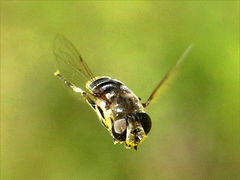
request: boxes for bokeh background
[1,1,239,180]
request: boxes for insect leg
[54,70,86,94]
[54,70,96,109]
[143,44,193,108]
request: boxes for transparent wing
[53,34,95,88]
[143,44,194,107]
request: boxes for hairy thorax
[87,77,144,131]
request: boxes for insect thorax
[86,77,144,133]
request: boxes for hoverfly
[53,35,193,150]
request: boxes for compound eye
[113,119,127,134]
[137,113,152,134]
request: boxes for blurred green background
[1,1,239,180]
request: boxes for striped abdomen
[86,76,144,121]
[87,77,123,96]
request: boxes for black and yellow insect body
[53,35,192,150]
[87,77,151,149]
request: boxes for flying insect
[53,35,193,150]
